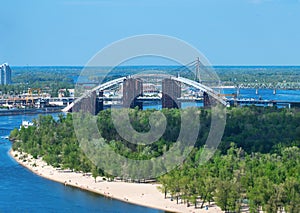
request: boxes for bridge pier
[123,78,143,109]
[96,90,104,112]
[203,92,211,108]
[72,91,102,115]
[162,78,181,109]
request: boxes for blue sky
[1,0,300,66]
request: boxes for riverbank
[10,149,222,213]
[0,107,63,116]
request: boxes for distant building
[58,88,75,98]
[0,63,12,85]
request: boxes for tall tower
[162,78,181,109]
[0,66,3,85]
[123,78,143,109]
[0,63,12,85]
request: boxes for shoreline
[0,107,63,116]
[10,149,222,213]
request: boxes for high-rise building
[0,63,12,85]
[162,78,181,109]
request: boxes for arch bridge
[62,73,227,114]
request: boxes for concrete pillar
[162,78,181,109]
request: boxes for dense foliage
[159,144,300,212]
[10,107,300,212]
[214,66,300,88]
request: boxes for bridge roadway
[99,96,203,102]
[0,95,202,106]
[72,96,300,106]
[229,99,300,108]
[0,97,75,105]
[62,75,227,112]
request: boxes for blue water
[0,113,163,213]
[143,101,203,110]
[223,88,300,101]
[143,88,300,110]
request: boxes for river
[223,88,300,102]
[144,88,300,109]
[0,113,163,213]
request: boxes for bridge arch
[62,75,227,112]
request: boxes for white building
[0,63,12,85]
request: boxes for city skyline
[1,0,300,66]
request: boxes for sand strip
[10,149,222,213]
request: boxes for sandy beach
[10,149,223,213]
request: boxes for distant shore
[10,149,222,213]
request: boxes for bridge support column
[73,91,99,115]
[203,92,211,108]
[162,78,181,109]
[123,78,143,109]
[96,90,104,113]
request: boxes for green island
[10,107,300,212]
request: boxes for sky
[1,0,300,66]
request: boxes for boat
[0,136,9,139]
[19,120,34,130]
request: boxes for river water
[223,88,300,102]
[144,88,300,109]
[0,113,162,213]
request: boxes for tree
[283,178,300,213]
[92,166,99,183]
